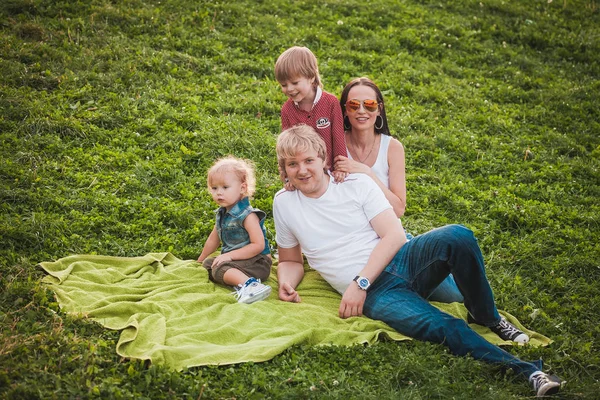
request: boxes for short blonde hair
[276,124,327,172]
[207,156,257,198]
[274,46,323,88]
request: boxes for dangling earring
[375,115,384,130]
[343,116,351,131]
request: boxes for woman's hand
[334,155,371,175]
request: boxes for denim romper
[215,197,270,255]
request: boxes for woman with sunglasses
[335,77,463,303]
[335,77,405,217]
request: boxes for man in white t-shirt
[273,124,562,398]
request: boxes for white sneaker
[530,371,562,397]
[233,278,271,304]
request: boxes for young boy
[275,46,347,182]
[197,156,272,304]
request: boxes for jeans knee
[446,224,472,237]
[440,224,476,247]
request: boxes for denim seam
[409,256,449,289]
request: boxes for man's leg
[404,229,464,303]
[390,224,501,325]
[427,274,464,303]
[364,271,540,378]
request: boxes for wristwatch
[353,276,371,291]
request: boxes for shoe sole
[538,382,561,397]
[469,315,530,344]
[239,286,272,304]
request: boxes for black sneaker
[530,372,561,397]
[468,314,530,344]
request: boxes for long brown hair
[340,77,390,136]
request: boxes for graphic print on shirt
[316,117,331,129]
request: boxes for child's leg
[212,255,273,303]
[222,268,251,286]
[212,254,272,285]
[202,258,216,282]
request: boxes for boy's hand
[332,170,348,183]
[284,179,296,191]
[279,164,296,191]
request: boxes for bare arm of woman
[386,138,406,217]
[334,138,406,217]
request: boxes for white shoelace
[496,319,521,337]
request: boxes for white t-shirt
[273,173,392,294]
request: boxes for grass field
[1,0,599,398]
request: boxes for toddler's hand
[212,254,232,267]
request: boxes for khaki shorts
[202,253,272,285]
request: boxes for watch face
[358,278,369,288]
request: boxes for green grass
[1,0,599,398]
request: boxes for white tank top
[348,134,392,188]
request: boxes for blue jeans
[428,273,464,303]
[364,224,541,378]
[405,230,464,303]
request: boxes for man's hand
[279,282,302,303]
[339,283,367,318]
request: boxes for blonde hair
[274,46,323,88]
[207,156,257,198]
[276,124,328,172]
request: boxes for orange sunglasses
[345,99,380,113]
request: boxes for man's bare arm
[339,209,406,318]
[277,244,305,303]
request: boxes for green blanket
[40,252,551,371]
